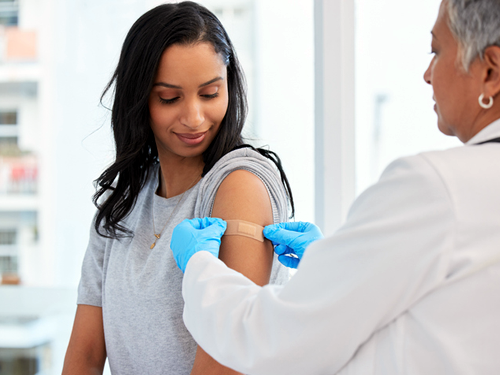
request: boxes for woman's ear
[483,45,500,98]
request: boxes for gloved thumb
[278,254,300,269]
[273,244,291,256]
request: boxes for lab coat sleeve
[182,154,455,375]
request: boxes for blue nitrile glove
[263,222,323,269]
[170,217,227,273]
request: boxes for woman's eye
[159,97,179,104]
[202,93,219,99]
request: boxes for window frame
[314,0,355,235]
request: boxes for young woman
[62,2,294,374]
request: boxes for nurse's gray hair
[447,0,500,70]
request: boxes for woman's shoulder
[196,147,289,222]
[206,147,279,180]
[202,147,283,193]
[216,146,273,164]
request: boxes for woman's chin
[437,120,456,138]
[174,144,209,159]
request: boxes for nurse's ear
[482,46,500,99]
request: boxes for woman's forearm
[62,305,107,375]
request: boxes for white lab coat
[182,120,500,375]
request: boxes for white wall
[355,0,461,194]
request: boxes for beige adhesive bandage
[224,220,265,242]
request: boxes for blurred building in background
[0,0,38,287]
[0,1,63,373]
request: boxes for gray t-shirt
[77,148,290,374]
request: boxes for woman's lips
[176,131,207,145]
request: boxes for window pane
[0,111,17,125]
[0,0,18,27]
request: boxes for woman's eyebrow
[153,82,182,89]
[198,76,223,88]
[152,76,223,89]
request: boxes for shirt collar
[466,118,500,145]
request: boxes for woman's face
[423,1,484,142]
[149,42,229,162]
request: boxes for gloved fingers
[278,254,300,269]
[265,222,323,238]
[171,219,194,246]
[199,217,227,237]
[263,222,287,234]
[264,221,308,236]
[177,217,225,230]
[263,226,305,247]
[303,222,324,239]
[198,217,227,231]
[173,218,198,231]
[274,244,293,256]
[170,218,225,274]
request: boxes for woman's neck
[157,155,204,199]
[461,108,500,143]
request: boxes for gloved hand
[170,217,227,273]
[263,222,323,269]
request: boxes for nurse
[171,0,500,374]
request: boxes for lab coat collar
[466,118,500,145]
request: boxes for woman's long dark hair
[94,1,294,238]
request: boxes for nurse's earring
[478,93,494,109]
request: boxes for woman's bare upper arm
[211,169,275,286]
[191,169,272,374]
[62,304,106,374]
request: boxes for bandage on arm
[224,220,264,242]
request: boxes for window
[0,110,19,156]
[0,111,17,125]
[0,229,19,280]
[0,341,51,375]
[0,229,16,245]
[0,109,37,194]
[0,256,17,275]
[0,0,18,27]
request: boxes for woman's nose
[180,100,205,129]
[423,61,432,85]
